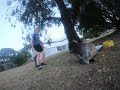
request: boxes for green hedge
[13,54,28,66]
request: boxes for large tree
[100,0,120,29]
[10,0,81,44]
[66,0,106,38]
[54,0,81,43]
[68,0,120,37]
[0,48,17,63]
[8,0,120,42]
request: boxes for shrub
[13,54,28,66]
[12,48,31,66]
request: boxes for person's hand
[42,46,44,49]
[41,45,44,49]
[31,47,34,51]
[40,43,44,48]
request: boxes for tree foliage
[8,0,120,44]
[68,0,120,38]
[0,47,31,66]
[0,48,17,63]
[8,0,81,44]
[15,0,60,28]
[100,0,120,29]
[12,48,31,66]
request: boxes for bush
[12,48,31,66]
[13,54,28,66]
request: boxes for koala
[69,40,97,64]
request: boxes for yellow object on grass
[103,40,114,48]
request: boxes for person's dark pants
[33,44,43,67]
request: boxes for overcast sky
[0,0,24,51]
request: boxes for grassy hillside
[0,32,120,90]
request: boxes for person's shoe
[41,63,47,66]
[36,65,43,70]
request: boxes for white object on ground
[95,45,103,51]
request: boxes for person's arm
[40,40,44,48]
[31,35,34,50]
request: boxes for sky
[0,0,24,51]
[0,0,67,51]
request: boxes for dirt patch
[0,32,120,90]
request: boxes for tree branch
[42,17,61,21]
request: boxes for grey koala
[69,40,97,64]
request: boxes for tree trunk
[114,29,120,35]
[55,0,81,43]
[115,20,120,30]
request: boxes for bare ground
[0,32,120,90]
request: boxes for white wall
[44,47,59,57]
[31,44,68,60]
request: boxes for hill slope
[0,32,120,90]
